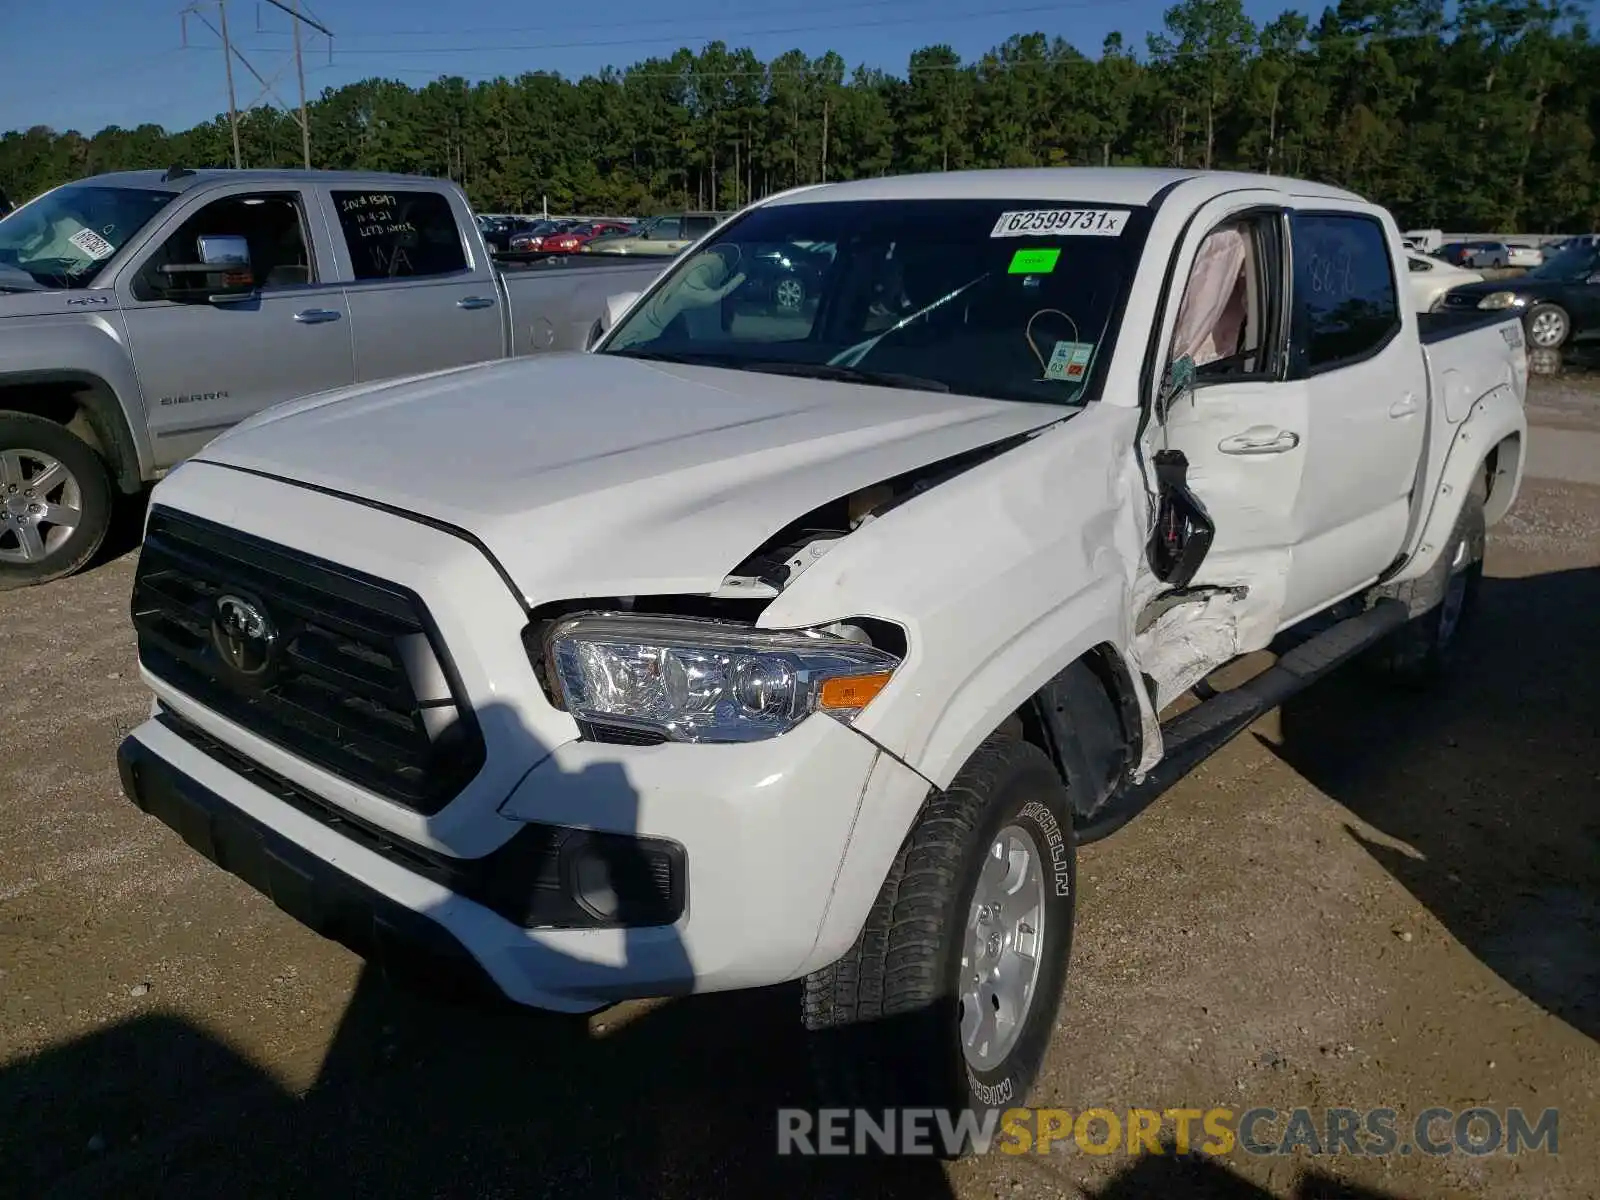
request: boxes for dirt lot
[2,374,1598,1199]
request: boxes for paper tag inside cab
[68,228,117,261]
[1045,341,1095,382]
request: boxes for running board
[1077,598,1409,844]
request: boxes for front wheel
[0,413,114,590]
[1526,303,1571,349]
[803,736,1076,1154]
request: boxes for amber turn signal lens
[818,671,893,711]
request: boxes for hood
[196,353,1067,602]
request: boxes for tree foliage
[4,0,1596,230]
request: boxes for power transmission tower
[180,0,333,169]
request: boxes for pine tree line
[3,0,1597,231]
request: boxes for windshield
[1526,243,1599,281]
[599,198,1152,406]
[0,184,171,291]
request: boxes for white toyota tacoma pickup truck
[117,168,1527,1129]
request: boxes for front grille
[133,507,483,814]
[157,710,685,929]
[1444,292,1479,309]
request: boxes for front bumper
[119,707,925,1012]
[118,729,503,1001]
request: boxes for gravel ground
[2,374,1598,1199]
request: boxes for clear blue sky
[0,0,1319,137]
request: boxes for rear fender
[1389,382,1525,585]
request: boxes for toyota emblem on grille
[212,593,279,678]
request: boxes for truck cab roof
[65,168,449,195]
[760,167,1367,208]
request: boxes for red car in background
[506,218,578,253]
[539,220,632,253]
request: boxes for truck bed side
[497,257,668,355]
[1392,308,1528,584]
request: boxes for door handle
[1218,427,1300,455]
[457,295,496,310]
[293,308,341,324]
[1389,393,1419,417]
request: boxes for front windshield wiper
[739,361,951,393]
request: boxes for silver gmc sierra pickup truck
[0,167,664,588]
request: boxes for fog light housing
[564,834,684,925]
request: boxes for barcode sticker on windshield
[68,228,116,261]
[991,209,1128,238]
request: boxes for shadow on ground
[2,693,956,1199]
[1,975,964,1198]
[85,483,150,574]
[1262,568,1600,1042]
[1088,1151,1407,1198]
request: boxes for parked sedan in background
[538,220,633,254]
[1439,238,1600,348]
[479,215,543,253]
[1406,252,1482,311]
[507,219,579,253]
[582,212,725,256]
[1443,240,1512,268]
[1506,243,1544,268]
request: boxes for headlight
[1477,291,1525,310]
[544,614,901,743]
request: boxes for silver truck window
[332,189,467,280]
[0,185,172,291]
[133,192,313,301]
[1290,213,1400,373]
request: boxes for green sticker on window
[1008,247,1061,274]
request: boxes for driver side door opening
[1134,199,1309,708]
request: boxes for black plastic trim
[1417,309,1518,344]
[151,710,686,930]
[134,506,485,814]
[118,729,503,999]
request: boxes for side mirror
[197,234,250,267]
[156,233,255,304]
[1149,448,1216,587]
[602,291,641,333]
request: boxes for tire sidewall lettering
[1019,799,1073,900]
